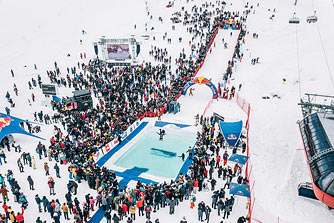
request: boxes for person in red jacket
[48,177,55,195]
[121,203,128,217]
[15,208,24,223]
[193,179,199,194]
[223,150,229,166]
[2,202,8,213]
[145,204,152,219]
[216,155,221,168]
[136,198,144,216]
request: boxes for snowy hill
[0,0,334,223]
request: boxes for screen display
[107,44,131,60]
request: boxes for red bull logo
[228,19,236,23]
[227,134,237,140]
[0,117,12,131]
[192,76,210,85]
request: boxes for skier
[157,129,166,141]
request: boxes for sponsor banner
[104,120,142,153]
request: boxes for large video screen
[107,44,131,60]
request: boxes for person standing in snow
[54,163,60,178]
[238,216,248,223]
[17,159,24,173]
[48,177,56,195]
[35,194,42,212]
[105,210,112,223]
[5,107,10,116]
[145,204,152,219]
[0,186,9,202]
[61,203,70,220]
[112,213,120,223]
[32,156,36,169]
[27,176,34,190]
[15,208,24,223]
[205,205,211,222]
[169,198,176,215]
[223,150,229,166]
[180,216,187,223]
[198,201,204,222]
[44,162,50,175]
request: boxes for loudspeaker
[136,44,140,56]
[94,43,98,56]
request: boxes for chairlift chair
[289,12,300,24]
[307,11,318,23]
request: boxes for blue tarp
[229,154,249,165]
[229,182,250,198]
[219,120,243,146]
[0,113,44,141]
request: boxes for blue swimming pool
[113,124,196,179]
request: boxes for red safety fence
[142,25,221,118]
[226,92,253,221]
[202,98,214,117]
[174,27,220,102]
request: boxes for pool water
[113,125,196,179]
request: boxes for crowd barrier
[225,92,252,221]
[173,26,220,102]
[202,98,214,117]
[140,25,221,119]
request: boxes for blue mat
[175,143,196,181]
[96,122,148,167]
[155,120,191,128]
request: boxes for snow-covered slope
[1,0,334,222]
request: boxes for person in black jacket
[180,216,187,223]
[238,216,248,223]
[105,210,112,223]
[35,194,42,212]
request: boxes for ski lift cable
[316,26,334,91]
[295,25,302,99]
[293,0,302,98]
[312,0,334,91]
